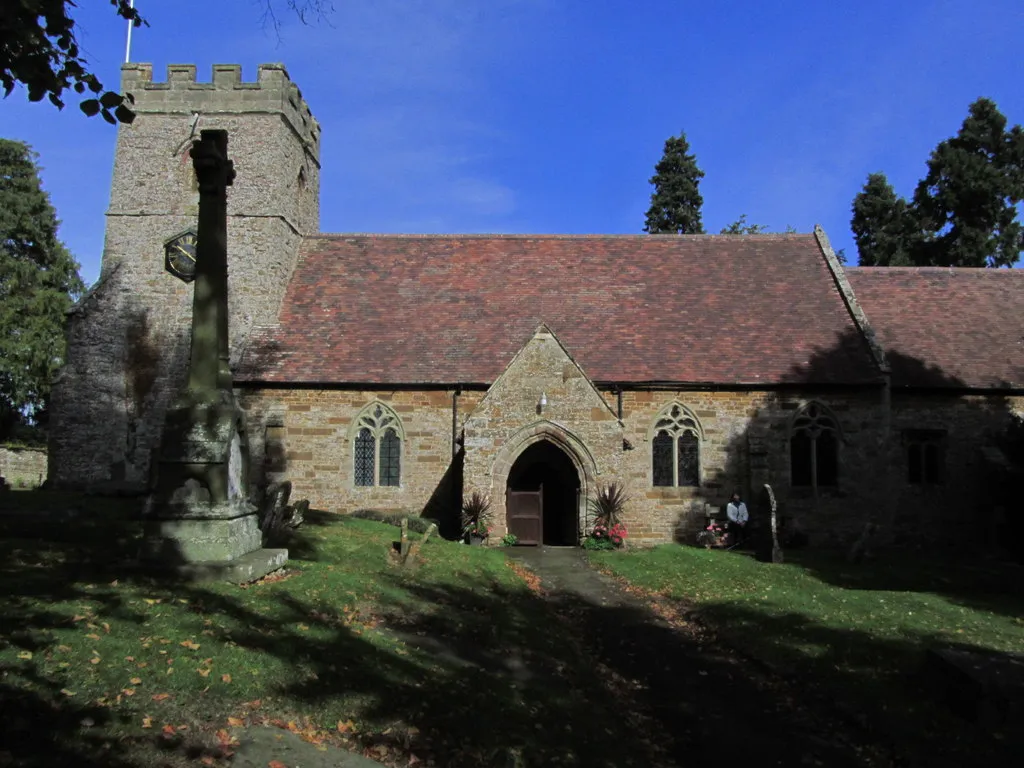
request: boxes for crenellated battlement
[120,63,319,153]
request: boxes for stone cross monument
[142,129,286,581]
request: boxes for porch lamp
[539,392,548,411]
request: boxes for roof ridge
[846,266,1024,275]
[302,232,814,241]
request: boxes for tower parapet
[120,63,320,156]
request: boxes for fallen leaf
[130,677,142,685]
[89,657,101,665]
[180,639,201,650]
[86,633,101,640]
[269,761,288,768]
[123,688,135,696]
[297,623,310,631]
[17,651,32,660]
[162,724,176,736]
[245,699,262,709]
[60,689,76,697]
[227,716,245,727]
[142,716,153,729]
[221,673,232,683]
[198,668,211,677]
[152,693,171,701]
[102,623,111,633]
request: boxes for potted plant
[583,482,629,550]
[461,491,492,546]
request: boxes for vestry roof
[847,267,1024,390]
[236,233,883,386]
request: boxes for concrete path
[507,546,884,768]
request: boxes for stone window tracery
[352,403,402,487]
[904,429,945,485]
[651,403,701,487]
[790,402,840,488]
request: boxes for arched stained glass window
[650,404,702,487]
[354,427,375,487]
[790,402,840,489]
[352,403,403,487]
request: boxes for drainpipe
[616,387,623,420]
[451,386,461,458]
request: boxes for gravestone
[766,483,783,563]
[141,130,286,582]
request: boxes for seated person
[725,492,749,544]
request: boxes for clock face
[164,230,197,283]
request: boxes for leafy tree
[0,139,83,437]
[851,98,1024,267]
[0,1,143,123]
[644,132,705,234]
[0,1,333,124]
[720,214,768,234]
[912,98,1024,268]
[851,173,917,266]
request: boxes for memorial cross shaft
[188,130,235,393]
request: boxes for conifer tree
[912,98,1024,268]
[644,132,705,234]
[0,139,83,436]
[851,98,1024,267]
[851,173,917,266]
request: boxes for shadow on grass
[778,549,1024,621]
[1,512,1019,768]
[677,597,1024,768]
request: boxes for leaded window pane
[652,431,673,487]
[816,431,839,486]
[791,431,813,487]
[354,427,375,486]
[924,444,942,485]
[907,443,923,484]
[677,432,699,486]
[379,428,401,487]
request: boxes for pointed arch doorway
[506,440,580,546]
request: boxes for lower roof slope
[236,234,882,387]
[847,267,1024,390]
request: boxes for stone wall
[0,447,48,488]
[237,388,483,526]
[612,388,888,547]
[888,393,1024,547]
[49,63,320,488]
[237,377,896,548]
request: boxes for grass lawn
[590,544,1024,765]
[0,499,650,768]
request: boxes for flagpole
[125,0,136,63]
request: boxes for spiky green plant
[461,490,492,535]
[590,482,628,527]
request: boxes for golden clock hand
[175,245,196,262]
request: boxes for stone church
[49,64,1024,548]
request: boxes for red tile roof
[235,234,882,386]
[847,267,1024,389]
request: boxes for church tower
[49,63,320,488]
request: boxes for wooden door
[507,486,543,545]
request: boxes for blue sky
[1,0,1022,285]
